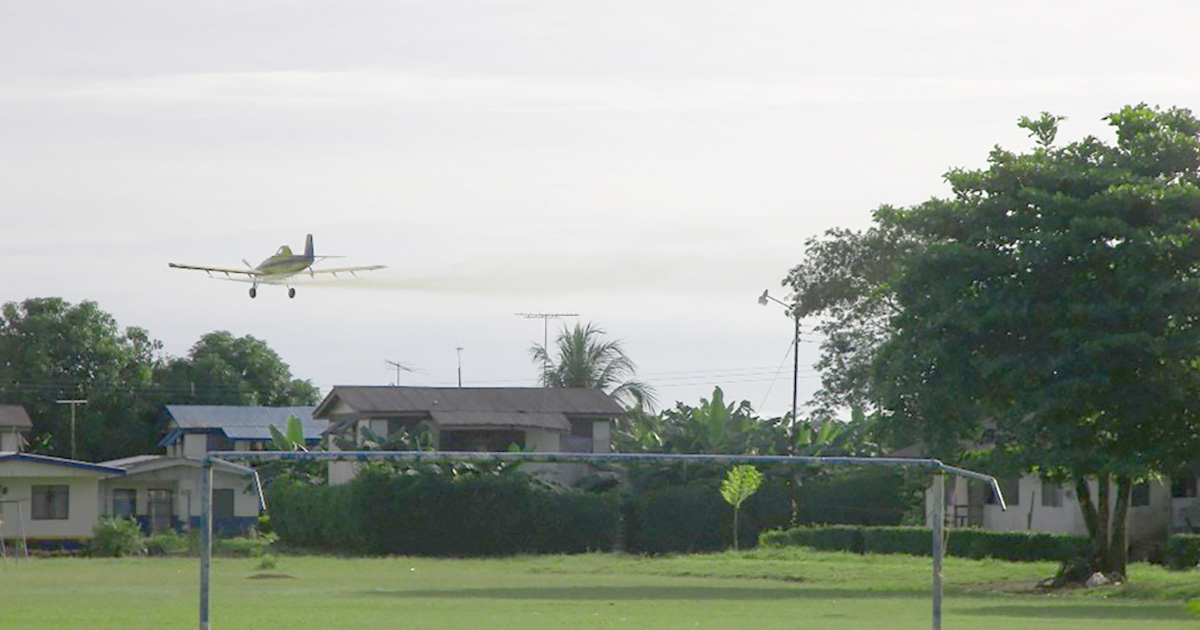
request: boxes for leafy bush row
[89,518,274,558]
[760,525,1090,562]
[268,466,620,556]
[1165,534,1200,570]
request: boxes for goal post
[197,451,1006,630]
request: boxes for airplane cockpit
[276,245,293,256]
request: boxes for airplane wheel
[288,288,296,299]
[249,287,257,299]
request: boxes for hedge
[626,478,792,554]
[761,525,1089,562]
[1165,534,1200,570]
[268,467,620,556]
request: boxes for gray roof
[315,386,627,433]
[0,405,33,429]
[0,452,125,476]
[161,405,325,442]
[316,386,627,417]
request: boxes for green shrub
[760,524,864,553]
[145,529,192,556]
[256,553,279,570]
[217,533,278,557]
[862,526,929,555]
[761,524,1088,562]
[1166,534,1200,570]
[90,518,145,557]
[793,469,915,526]
[268,467,621,557]
[628,482,725,554]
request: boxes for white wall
[0,461,111,540]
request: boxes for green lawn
[0,549,1196,629]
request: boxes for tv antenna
[384,360,417,386]
[516,311,578,384]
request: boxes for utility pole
[55,399,88,460]
[516,312,578,385]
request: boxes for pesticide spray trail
[295,257,739,297]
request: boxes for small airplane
[168,234,385,298]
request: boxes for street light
[758,290,800,454]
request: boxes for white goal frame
[197,451,1006,630]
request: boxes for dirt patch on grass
[248,572,297,580]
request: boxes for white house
[0,452,126,551]
[99,455,263,536]
[927,473,1179,558]
[316,386,626,486]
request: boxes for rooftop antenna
[384,360,416,386]
[456,347,464,388]
[516,312,578,385]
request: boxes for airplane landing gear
[249,287,257,299]
[288,287,296,299]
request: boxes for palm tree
[530,321,657,411]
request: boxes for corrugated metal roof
[0,452,126,475]
[163,405,326,441]
[430,410,571,431]
[0,404,33,429]
[316,386,627,418]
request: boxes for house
[99,455,262,536]
[927,473,1177,558]
[0,404,129,549]
[315,386,627,485]
[159,405,325,456]
[0,451,126,550]
[0,404,32,452]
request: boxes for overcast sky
[3,1,1200,416]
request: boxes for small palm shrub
[90,518,145,557]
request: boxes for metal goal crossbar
[197,451,1007,630]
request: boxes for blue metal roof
[0,452,126,475]
[159,405,326,446]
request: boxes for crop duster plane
[168,234,385,298]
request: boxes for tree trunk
[732,509,740,551]
[1074,471,1116,575]
[1109,475,1132,578]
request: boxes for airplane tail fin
[304,234,314,260]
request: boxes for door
[147,489,174,533]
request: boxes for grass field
[0,548,1197,629]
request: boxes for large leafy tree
[783,216,922,418]
[807,105,1200,577]
[154,331,320,406]
[0,298,162,460]
[530,321,656,411]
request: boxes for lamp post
[758,290,800,452]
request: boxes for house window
[1172,477,1197,498]
[206,433,234,452]
[32,485,69,520]
[440,430,524,452]
[112,489,137,519]
[1132,482,1151,507]
[1041,480,1062,507]
[213,489,235,521]
[987,477,1019,506]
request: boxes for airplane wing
[305,264,386,277]
[168,262,259,278]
